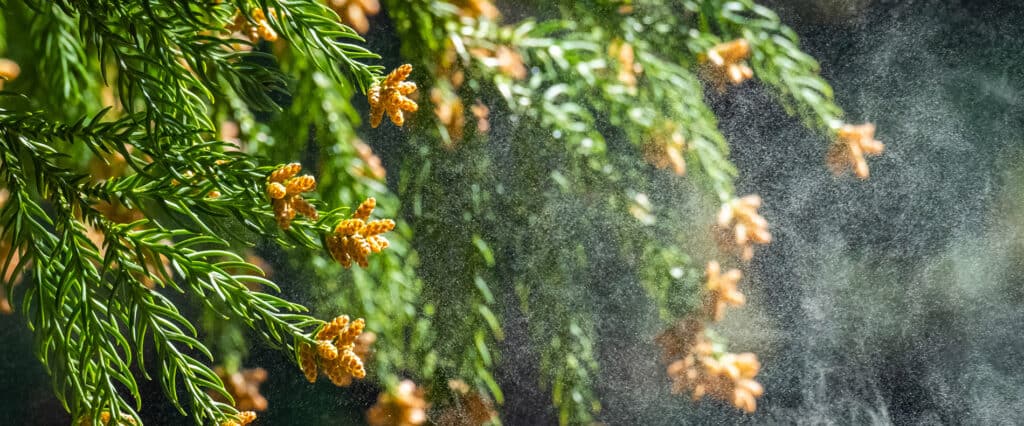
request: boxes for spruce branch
[255,50,428,390]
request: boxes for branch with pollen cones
[369,64,419,128]
[657,319,764,413]
[700,39,754,91]
[704,261,744,322]
[325,197,395,268]
[827,123,885,179]
[715,195,771,261]
[220,411,257,426]
[298,315,371,386]
[227,9,278,42]
[267,163,319,230]
[643,122,687,176]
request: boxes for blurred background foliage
[0,0,1022,425]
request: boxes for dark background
[713,0,1024,424]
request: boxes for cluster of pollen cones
[267,163,318,230]
[299,315,371,387]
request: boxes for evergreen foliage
[0,0,877,424]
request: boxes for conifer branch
[714,0,845,133]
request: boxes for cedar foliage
[0,0,878,424]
